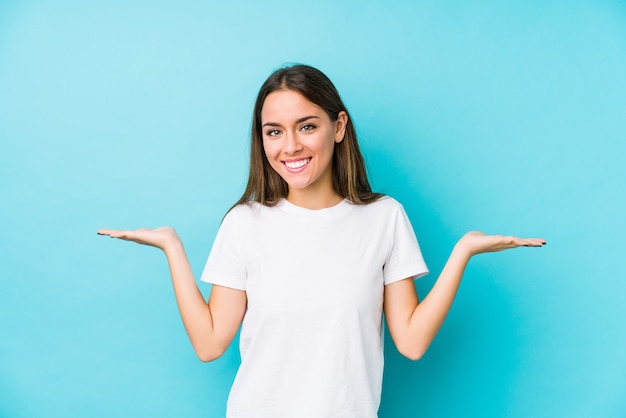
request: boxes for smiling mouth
[283,158,311,171]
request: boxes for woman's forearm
[162,231,247,362]
[395,232,544,360]
[98,226,245,361]
[405,244,472,359]
[162,237,219,360]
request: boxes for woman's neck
[286,189,344,210]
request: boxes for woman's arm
[98,227,247,362]
[383,231,545,360]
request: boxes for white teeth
[284,158,310,169]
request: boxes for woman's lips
[282,158,311,172]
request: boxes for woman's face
[261,89,347,206]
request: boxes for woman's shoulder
[361,195,405,213]
[225,201,261,218]
[345,196,408,222]
[224,200,278,221]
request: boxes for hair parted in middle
[233,64,382,208]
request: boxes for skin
[98,90,545,362]
[261,89,348,209]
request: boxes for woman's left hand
[456,231,546,257]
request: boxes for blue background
[1,1,625,417]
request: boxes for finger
[114,230,136,240]
[97,228,119,236]
[510,238,529,247]
[501,236,522,247]
[104,230,135,240]
[513,237,546,247]
[502,236,536,248]
[524,238,546,247]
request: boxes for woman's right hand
[97,227,179,251]
[98,225,245,361]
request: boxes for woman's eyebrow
[295,115,320,123]
[262,115,320,128]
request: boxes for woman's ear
[334,111,348,143]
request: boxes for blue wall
[1,1,625,417]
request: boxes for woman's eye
[300,124,316,132]
[266,129,280,137]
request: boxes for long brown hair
[233,64,382,208]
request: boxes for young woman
[98,64,545,418]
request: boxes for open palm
[97,227,178,251]
[459,231,546,256]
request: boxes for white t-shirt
[201,196,428,418]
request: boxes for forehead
[261,90,324,122]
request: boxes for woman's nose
[284,132,303,154]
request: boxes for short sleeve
[200,207,247,290]
[383,204,429,285]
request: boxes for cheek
[321,136,337,158]
[263,141,280,164]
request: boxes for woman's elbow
[195,345,226,362]
[400,347,425,361]
[396,340,429,361]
